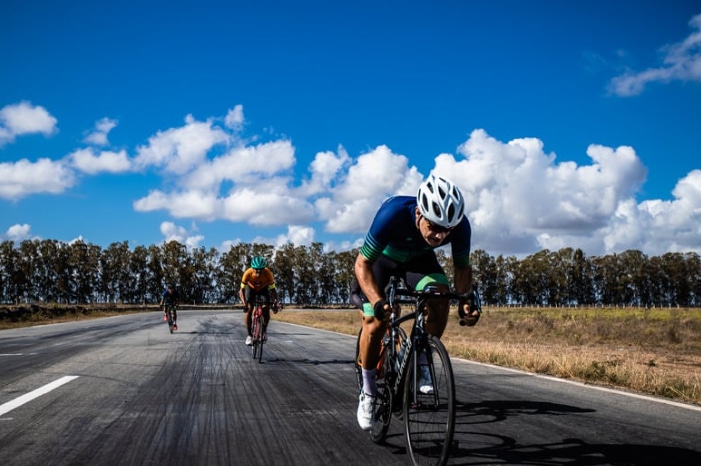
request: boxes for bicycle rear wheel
[355,327,394,443]
[403,335,456,466]
[369,347,393,443]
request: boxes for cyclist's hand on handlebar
[272,300,281,314]
[458,292,481,327]
[373,299,390,319]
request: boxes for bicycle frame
[385,279,455,402]
[164,303,177,334]
[251,294,267,362]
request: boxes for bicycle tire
[167,306,174,334]
[403,335,456,466]
[354,328,363,393]
[256,313,264,363]
[252,311,260,359]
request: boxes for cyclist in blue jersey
[160,283,180,330]
[351,174,481,431]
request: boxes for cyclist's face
[416,210,453,247]
[254,268,263,275]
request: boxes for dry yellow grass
[274,306,701,406]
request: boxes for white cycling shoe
[418,366,434,394]
[357,392,375,431]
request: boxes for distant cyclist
[239,256,280,346]
[160,283,180,331]
[351,174,481,431]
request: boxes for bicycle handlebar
[386,276,482,326]
[391,286,471,301]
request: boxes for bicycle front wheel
[252,313,261,360]
[403,335,456,466]
[167,308,174,334]
[256,314,264,363]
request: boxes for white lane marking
[0,376,79,417]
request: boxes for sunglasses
[424,218,454,234]
[253,268,264,272]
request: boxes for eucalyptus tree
[661,252,691,307]
[100,241,132,303]
[272,243,297,305]
[687,252,701,307]
[146,244,165,302]
[592,253,630,306]
[34,239,63,303]
[160,240,189,300]
[291,244,315,306]
[217,243,253,303]
[67,240,101,303]
[190,246,219,304]
[129,245,150,304]
[310,243,337,304]
[492,254,512,306]
[470,249,497,305]
[17,239,40,302]
[616,249,650,307]
[569,248,594,306]
[511,250,552,305]
[0,241,21,303]
[333,249,358,305]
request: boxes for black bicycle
[164,303,177,334]
[354,276,480,466]
[250,295,266,362]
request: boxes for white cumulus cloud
[69,148,131,174]
[0,158,75,200]
[0,101,58,147]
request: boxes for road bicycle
[354,276,480,466]
[250,295,268,362]
[163,303,177,334]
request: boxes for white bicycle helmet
[416,175,465,229]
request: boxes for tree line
[0,239,699,308]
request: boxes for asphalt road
[1,310,700,466]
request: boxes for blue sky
[1,0,700,257]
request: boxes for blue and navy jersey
[359,196,472,268]
[161,289,179,305]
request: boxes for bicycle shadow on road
[455,399,595,425]
[448,400,701,465]
[446,436,701,465]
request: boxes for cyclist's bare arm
[354,254,384,310]
[239,287,247,308]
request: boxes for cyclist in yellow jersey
[239,256,279,346]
